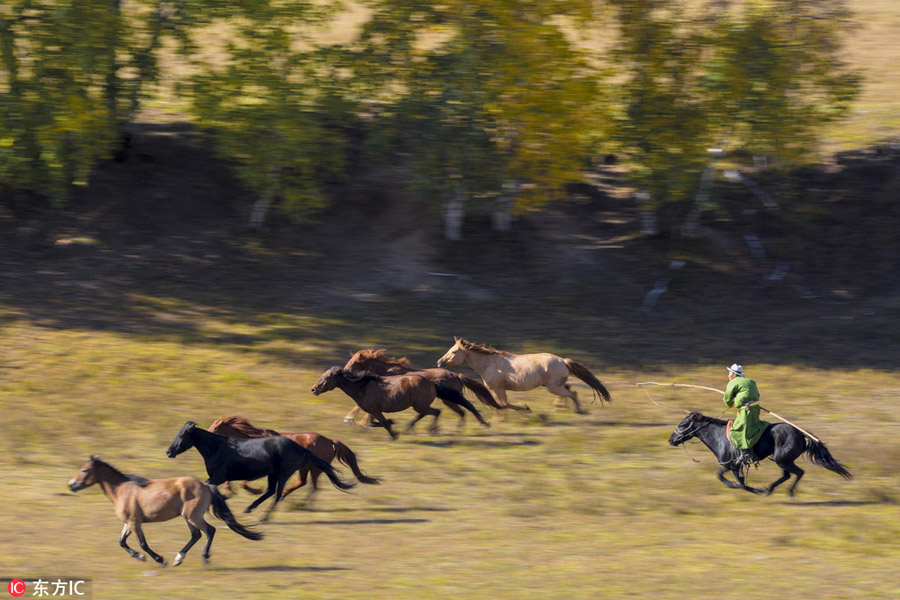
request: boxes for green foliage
[0,0,175,203]
[179,1,351,221]
[351,0,605,213]
[610,0,860,225]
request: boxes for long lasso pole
[633,381,822,443]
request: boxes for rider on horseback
[724,364,769,465]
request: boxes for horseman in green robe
[723,364,770,464]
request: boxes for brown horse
[341,349,503,428]
[68,456,261,567]
[311,366,489,439]
[437,337,612,414]
[208,416,380,502]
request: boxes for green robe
[723,376,770,450]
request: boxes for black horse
[668,411,852,496]
[166,421,355,520]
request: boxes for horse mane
[92,458,149,486]
[457,338,510,356]
[209,415,280,438]
[338,369,382,385]
[354,349,414,369]
[688,411,728,426]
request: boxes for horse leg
[442,400,466,431]
[784,464,805,497]
[131,521,167,566]
[280,468,308,500]
[244,474,277,514]
[734,467,764,495]
[173,522,202,567]
[492,387,530,414]
[406,406,440,433]
[260,474,289,523]
[118,524,145,562]
[344,404,361,423]
[241,480,263,495]
[369,409,398,440]
[717,467,743,489]
[548,382,585,414]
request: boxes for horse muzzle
[436,359,447,368]
[165,449,175,458]
[68,480,83,492]
[310,388,319,396]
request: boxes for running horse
[436,337,612,413]
[68,456,262,567]
[166,421,355,521]
[208,416,380,502]
[668,411,852,496]
[341,349,503,428]
[311,366,490,439]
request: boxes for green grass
[1,295,898,599]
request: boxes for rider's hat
[727,363,744,377]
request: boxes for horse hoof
[343,418,354,424]
[137,554,146,562]
[203,558,210,567]
[173,553,184,567]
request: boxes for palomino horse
[311,366,489,439]
[341,349,502,428]
[68,456,261,567]
[436,337,611,414]
[208,416,380,502]
[166,421,355,521]
[668,411,852,496]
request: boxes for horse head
[668,411,705,446]
[311,366,341,395]
[68,455,101,492]
[166,421,197,458]
[437,338,466,368]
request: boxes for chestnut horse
[311,366,489,439]
[341,349,503,428]
[208,416,380,501]
[68,456,261,567]
[437,337,611,414]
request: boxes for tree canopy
[0,0,861,228]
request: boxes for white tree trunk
[443,184,465,240]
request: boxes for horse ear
[90,454,99,461]
[454,336,460,342]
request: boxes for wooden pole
[633,381,822,443]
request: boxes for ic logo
[7,579,26,597]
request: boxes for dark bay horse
[166,421,355,521]
[342,348,503,427]
[68,456,261,567]
[437,337,611,414]
[668,411,852,496]
[208,416,380,501]
[311,367,489,440]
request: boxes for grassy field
[1,290,898,599]
[2,1,899,598]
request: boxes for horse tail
[208,485,264,541]
[333,441,381,485]
[804,437,852,480]
[303,448,357,491]
[459,375,503,409]
[564,359,612,404]
[435,382,490,427]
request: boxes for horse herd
[67,338,852,568]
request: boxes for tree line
[0,0,860,234]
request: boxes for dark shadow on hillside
[1,125,898,371]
